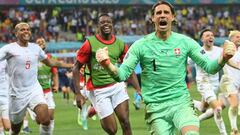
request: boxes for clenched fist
[223,40,236,61]
[96,47,110,66]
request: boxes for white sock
[40,124,52,135]
[238,104,240,116]
[0,127,4,135]
[8,130,11,135]
[238,93,240,115]
[23,120,28,128]
[81,104,88,120]
[50,120,54,134]
[228,106,238,130]
[199,108,214,121]
[193,100,205,112]
[213,107,227,135]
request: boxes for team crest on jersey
[174,48,181,56]
[200,49,206,54]
[25,60,31,69]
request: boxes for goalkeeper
[95,1,236,135]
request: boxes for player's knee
[36,113,50,124]
[102,122,117,135]
[184,131,199,135]
[104,127,117,135]
[3,123,11,131]
[11,127,21,135]
[181,125,199,135]
[229,106,238,115]
[120,118,131,130]
[42,119,50,126]
[38,116,50,126]
[35,109,50,125]
[4,127,10,131]
[11,122,22,134]
[11,130,21,135]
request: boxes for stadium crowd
[0,5,240,43]
[0,1,240,135]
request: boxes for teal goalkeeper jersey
[116,32,223,104]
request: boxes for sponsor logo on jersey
[160,49,169,55]
[200,49,206,54]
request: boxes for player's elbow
[209,71,217,75]
[206,69,218,75]
[113,76,122,82]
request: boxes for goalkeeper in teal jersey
[95,1,236,135]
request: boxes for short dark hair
[151,0,175,16]
[199,28,212,39]
[97,13,111,22]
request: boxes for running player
[73,13,140,135]
[95,1,236,134]
[36,37,60,135]
[0,22,72,135]
[219,30,240,135]
[0,60,11,134]
[193,28,227,135]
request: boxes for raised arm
[96,46,139,82]
[189,40,236,74]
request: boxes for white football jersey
[0,42,47,98]
[223,47,240,82]
[0,60,9,105]
[195,46,222,84]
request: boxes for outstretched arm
[36,37,73,68]
[42,59,73,68]
[190,40,236,74]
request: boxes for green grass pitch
[25,83,240,135]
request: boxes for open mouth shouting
[159,20,168,29]
[208,39,214,44]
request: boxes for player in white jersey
[193,29,227,135]
[219,30,240,135]
[0,22,72,135]
[0,60,11,134]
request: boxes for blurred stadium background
[0,0,240,134]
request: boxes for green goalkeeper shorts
[145,93,199,135]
